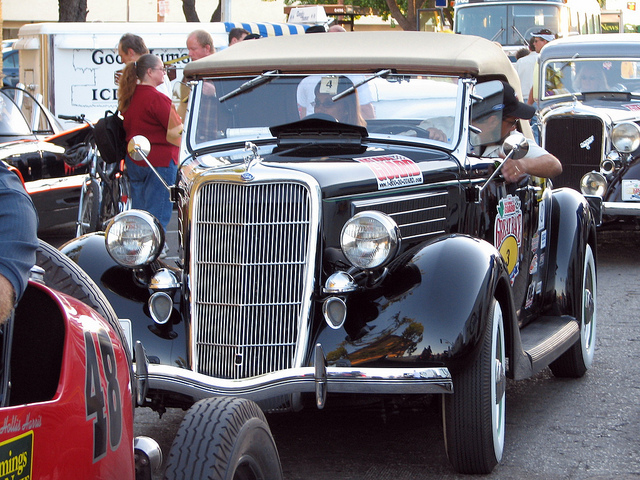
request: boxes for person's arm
[0,167,38,322]
[360,103,375,120]
[527,87,534,105]
[166,105,183,147]
[502,146,562,183]
[0,274,14,324]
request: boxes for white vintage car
[534,33,640,228]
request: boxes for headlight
[612,122,640,153]
[105,210,164,267]
[340,211,400,269]
[580,172,607,197]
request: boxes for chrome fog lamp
[324,271,357,293]
[105,210,164,267]
[149,268,180,293]
[148,269,179,325]
[612,122,640,153]
[340,211,400,269]
[580,172,607,197]
[148,292,173,325]
[323,297,347,329]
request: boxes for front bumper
[135,343,452,409]
[603,201,640,217]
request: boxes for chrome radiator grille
[191,181,312,379]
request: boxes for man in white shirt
[514,41,536,103]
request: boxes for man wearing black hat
[473,82,561,184]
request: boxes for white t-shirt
[514,53,538,103]
[297,75,374,117]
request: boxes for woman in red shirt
[117,54,182,233]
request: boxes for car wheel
[77,179,101,236]
[550,243,596,378]
[164,397,283,480]
[443,297,505,474]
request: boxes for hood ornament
[580,135,595,150]
[242,142,261,181]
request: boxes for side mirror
[128,135,151,161]
[471,132,530,202]
[126,136,174,199]
[501,132,529,160]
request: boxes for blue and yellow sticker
[0,430,32,479]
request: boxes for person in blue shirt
[0,162,38,322]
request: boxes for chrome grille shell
[189,166,321,380]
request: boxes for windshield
[542,59,640,99]
[186,74,462,151]
[455,5,560,46]
[0,90,32,136]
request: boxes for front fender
[61,234,188,369]
[317,235,510,372]
[545,187,597,318]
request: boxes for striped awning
[223,22,307,38]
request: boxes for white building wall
[2,0,287,25]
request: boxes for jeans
[125,156,177,230]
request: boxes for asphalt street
[118,226,640,480]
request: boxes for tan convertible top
[185,31,520,92]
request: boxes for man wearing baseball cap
[531,29,556,44]
[526,29,558,105]
[472,81,562,183]
[515,29,557,104]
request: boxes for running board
[518,315,579,377]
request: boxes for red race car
[0,241,161,479]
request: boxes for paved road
[123,229,640,479]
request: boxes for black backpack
[94,110,126,164]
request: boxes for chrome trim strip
[140,363,453,403]
[352,190,448,242]
[603,201,640,216]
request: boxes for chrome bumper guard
[135,343,452,409]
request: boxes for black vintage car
[62,32,598,475]
[534,34,640,228]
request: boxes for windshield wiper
[219,70,280,102]
[512,25,527,45]
[490,27,505,43]
[332,69,392,102]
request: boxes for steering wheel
[369,124,433,139]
